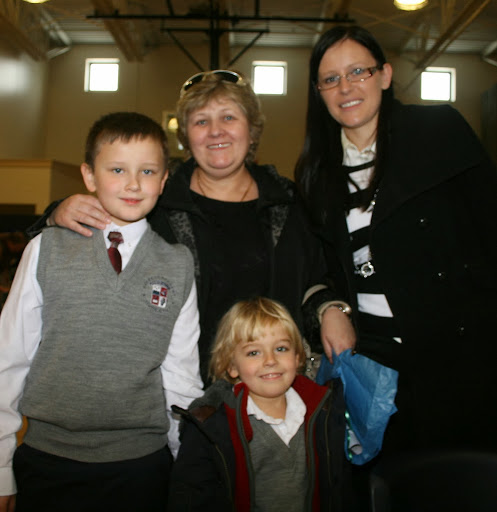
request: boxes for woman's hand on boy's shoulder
[0,494,16,512]
[52,194,110,237]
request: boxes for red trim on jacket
[224,376,329,511]
[225,383,252,512]
[293,375,328,511]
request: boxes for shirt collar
[341,129,377,165]
[247,386,306,425]
[103,218,148,248]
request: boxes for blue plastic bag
[316,349,398,465]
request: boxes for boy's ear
[81,163,97,193]
[227,363,239,380]
[295,353,303,371]
[159,169,169,194]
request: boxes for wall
[42,43,309,178]
[2,40,497,181]
[0,160,85,214]
[390,52,497,138]
[0,42,48,159]
[234,46,310,178]
[43,44,210,167]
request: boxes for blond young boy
[0,112,202,512]
[169,297,352,512]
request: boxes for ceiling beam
[313,0,354,45]
[0,0,20,22]
[335,0,353,19]
[0,1,45,60]
[415,0,491,69]
[399,0,491,92]
[396,12,427,55]
[352,6,428,34]
[90,0,355,69]
[87,11,356,24]
[91,0,143,61]
[440,0,456,32]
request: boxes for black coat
[307,102,497,451]
[168,376,352,512]
[148,159,333,382]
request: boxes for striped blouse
[342,130,401,345]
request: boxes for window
[252,61,287,95]
[421,67,456,102]
[162,111,184,155]
[84,58,119,92]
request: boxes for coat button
[437,271,447,281]
[418,217,429,228]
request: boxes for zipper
[304,387,332,511]
[236,389,256,511]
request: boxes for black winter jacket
[304,102,497,451]
[148,159,333,381]
[169,376,352,511]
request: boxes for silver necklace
[196,171,253,202]
[354,189,378,279]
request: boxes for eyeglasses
[316,66,379,91]
[180,70,244,96]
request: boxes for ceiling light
[394,0,428,10]
[23,0,50,3]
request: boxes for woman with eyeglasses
[35,70,334,386]
[295,24,497,461]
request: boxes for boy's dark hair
[85,112,169,171]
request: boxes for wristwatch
[317,301,352,323]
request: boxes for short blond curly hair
[175,71,264,165]
[209,297,306,383]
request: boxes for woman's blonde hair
[209,297,306,383]
[176,71,264,165]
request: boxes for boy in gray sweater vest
[0,112,203,512]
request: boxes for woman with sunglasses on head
[35,70,335,386]
[295,24,497,463]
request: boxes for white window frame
[420,67,456,102]
[252,61,287,96]
[84,58,119,92]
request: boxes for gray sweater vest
[20,225,194,463]
[249,417,308,511]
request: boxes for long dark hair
[295,25,394,224]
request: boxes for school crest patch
[143,277,172,311]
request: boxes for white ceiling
[2,0,497,68]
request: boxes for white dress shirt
[0,219,203,495]
[247,387,306,446]
[342,130,397,324]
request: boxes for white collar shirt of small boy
[247,387,306,446]
[103,218,147,271]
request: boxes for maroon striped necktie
[107,231,124,273]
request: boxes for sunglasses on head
[180,70,244,96]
